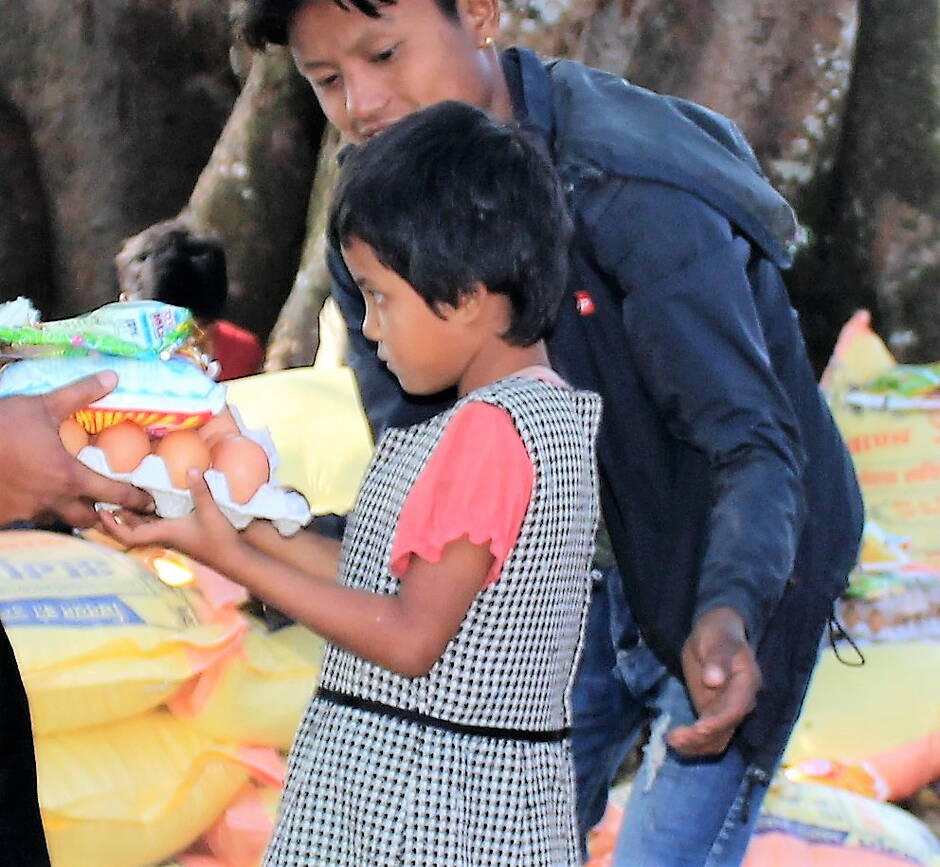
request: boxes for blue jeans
[572,568,774,866]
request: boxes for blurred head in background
[115,222,264,380]
[115,221,228,324]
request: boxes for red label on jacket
[575,290,596,316]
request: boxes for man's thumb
[702,661,728,688]
[43,372,117,421]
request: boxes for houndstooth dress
[264,375,601,867]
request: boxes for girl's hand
[98,468,241,570]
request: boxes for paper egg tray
[79,418,312,537]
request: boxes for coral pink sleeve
[390,402,534,588]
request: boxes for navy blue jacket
[328,49,863,771]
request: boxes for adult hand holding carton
[0,372,152,527]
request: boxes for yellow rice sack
[39,710,284,867]
[225,366,373,516]
[169,618,324,749]
[0,530,244,734]
[786,642,940,764]
[743,776,940,866]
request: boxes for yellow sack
[786,642,940,764]
[169,619,324,749]
[225,366,373,516]
[823,311,940,571]
[0,530,244,734]
[38,710,284,867]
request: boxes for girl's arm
[240,519,341,583]
[100,470,492,678]
[218,532,491,678]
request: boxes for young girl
[101,101,600,866]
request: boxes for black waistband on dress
[316,686,570,744]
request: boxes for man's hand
[667,606,762,756]
[0,372,152,528]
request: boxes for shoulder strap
[545,57,798,267]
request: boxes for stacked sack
[0,528,327,867]
[747,310,940,865]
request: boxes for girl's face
[288,0,510,144]
[342,237,477,395]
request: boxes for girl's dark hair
[240,0,459,49]
[328,101,572,346]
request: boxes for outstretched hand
[667,606,761,756]
[0,373,152,528]
[98,467,241,571]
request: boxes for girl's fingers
[99,509,163,547]
[187,470,228,526]
[186,468,213,504]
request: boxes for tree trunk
[264,125,342,370]
[502,0,858,200]
[826,0,939,363]
[1,1,935,373]
[185,47,326,343]
[0,98,55,312]
[0,0,238,315]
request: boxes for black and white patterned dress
[265,376,600,866]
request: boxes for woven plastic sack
[0,530,244,734]
[225,366,373,516]
[743,777,940,866]
[38,710,284,867]
[169,618,324,749]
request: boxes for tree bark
[1,1,935,373]
[0,0,238,315]
[0,98,55,312]
[502,0,858,199]
[264,125,342,370]
[185,47,326,343]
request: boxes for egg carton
[81,413,312,537]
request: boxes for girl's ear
[443,282,488,324]
[457,0,501,46]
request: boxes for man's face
[288,0,508,143]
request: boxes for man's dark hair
[328,101,572,347]
[143,229,228,322]
[240,0,459,50]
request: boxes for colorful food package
[0,297,197,360]
[834,518,940,643]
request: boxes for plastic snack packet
[0,299,196,360]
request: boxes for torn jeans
[571,568,772,866]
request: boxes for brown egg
[210,435,270,504]
[59,417,90,457]
[154,429,211,489]
[94,420,152,473]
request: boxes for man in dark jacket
[240,1,864,863]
